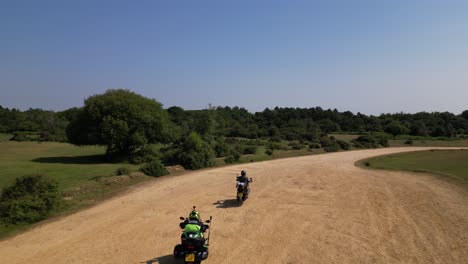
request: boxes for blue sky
[1,0,467,115]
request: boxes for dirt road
[1,147,467,264]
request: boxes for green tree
[66,89,171,158]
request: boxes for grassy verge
[358,149,468,187]
[0,133,12,142]
[0,141,151,238]
[389,139,468,147]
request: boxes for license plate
[185,253,195,262]
[238,192,243,199]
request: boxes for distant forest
[1,100,467,142]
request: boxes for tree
[66,89,171,158]
[173,132,215,169]
[384,121,410,136]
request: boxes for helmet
[241,170,246,176]
[189,210,200,221]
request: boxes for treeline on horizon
[1,93,467,143]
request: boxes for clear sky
[1,0,467,115]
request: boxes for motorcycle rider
[236,170,251,198]
[179,207,207,248]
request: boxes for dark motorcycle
[174,215,212,264]
[236,176,253,203]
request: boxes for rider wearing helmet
[179,207,208,251]
[180,207,207,236]
[237,170,250,187]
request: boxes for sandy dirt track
[1,147,467,264]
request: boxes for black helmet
[241,170,246,176]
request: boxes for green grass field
[0,141,141,190]
[0,141,149,238]
[389,139,468,147]
[361,149,468,185]
[0,133,13,142]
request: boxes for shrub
[173,132,215,170]
[319,136,332,147]
[243,146,257,154]
[404,139,414,145]
[265,149,273,156]
[364,161,370,167]
[116,167,130,175]
[324,145,339,152]
[129,145,159,164]
[288,142,304,150]
[308,143,321,149]
[224,149,241,164]
[11,132,30,142]
[213,139,229,158]
[0,175,62,224]
[352,135,379,148]
[336,140,350,150]
[140,159,168,177]
[378,138,389,147]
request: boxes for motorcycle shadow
[213,199,242,208]
[142,254,180,264]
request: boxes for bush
[116,167,130,175]
[11,132,30,142]
[288,142,304,150]
[336,140,350,150]
[404,139,414,145]
[243,146,257,154]
[352,135,379,148]
[324,145,339,152]
[224,149,241,164]
[265,149,273,156]
[0,175,62,224]
[308,143,321,149]
[139,159,168,177]
[213,139,229,158]
[172,132,215,170]
[129,145,158,164]
[378,138,389,147]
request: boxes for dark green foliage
[224,149,241,163]
[288,142,304,150]
[11,132,31,142]
[324,145,339,152]
[213,140,229,158]
[0,175,62,224]
[336,140,350,150]
[265,149,273,156]
[164,132,215,170]
[242,146,257,154]
[129,145,158,165]
[139,159,168,177]
[352,135,379,148]
[66,89,171,158]
[404,139,414,145]
[116,167,130,175]
[308,143,321,149]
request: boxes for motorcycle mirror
[179,217,185,220]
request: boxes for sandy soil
[0,147,467,264]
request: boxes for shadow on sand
[213,198,242,208]
[142,254,181,264]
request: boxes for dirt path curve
[1,147,467,264]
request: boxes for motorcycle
[236,176,253,203]
[174,209,212,264]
